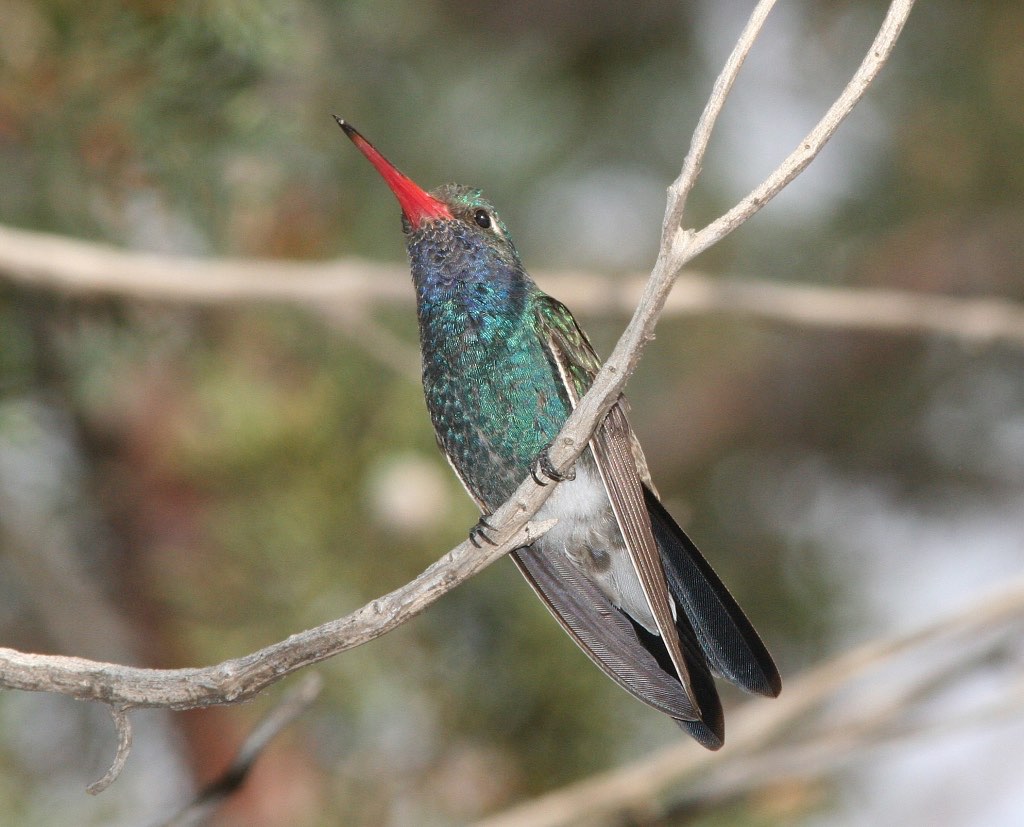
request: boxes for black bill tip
[332,115,360,140]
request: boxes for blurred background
[1,1,1023,825]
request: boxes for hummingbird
[337,118,780,748]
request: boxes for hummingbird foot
[469,515,498,548]
[531,446,576,486]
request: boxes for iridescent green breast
[419,286,572,509]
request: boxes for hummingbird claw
[531,447,575,486]
[469,515,498,548]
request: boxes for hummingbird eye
[473,209,491,229]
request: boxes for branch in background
[160,674,323,826]
[475,575,1024,827]
[0,0,918,793]
[324,302,422,380]
[3,222,1022,347]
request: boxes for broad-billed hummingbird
[337,118,780,748]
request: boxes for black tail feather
[644,486,782,699]
[676,718,724,750]
[628,616,725,748]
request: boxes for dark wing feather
[533,295,723,737]
[509,546,702,721]
[589,402,721,723]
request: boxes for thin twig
[659,644,1022,816]
[325,303,422,381]
[87,706,133,795]
[688,0,917,260]
[658,689,1024,822]
[160,673,324,827]
[665,0,779,234]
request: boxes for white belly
[535,461,663,634]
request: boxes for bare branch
[664,0,779,234]
[679,650,1024,815]
[0,517,556,709]
[657,276,1024,345]
[0,223,408,305]
[655,685,1024,822]
[544,0,917,480]
[2,220,1022,347]
[223,672,323,786]
[688,0,918,259]
[325,303,421,380]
